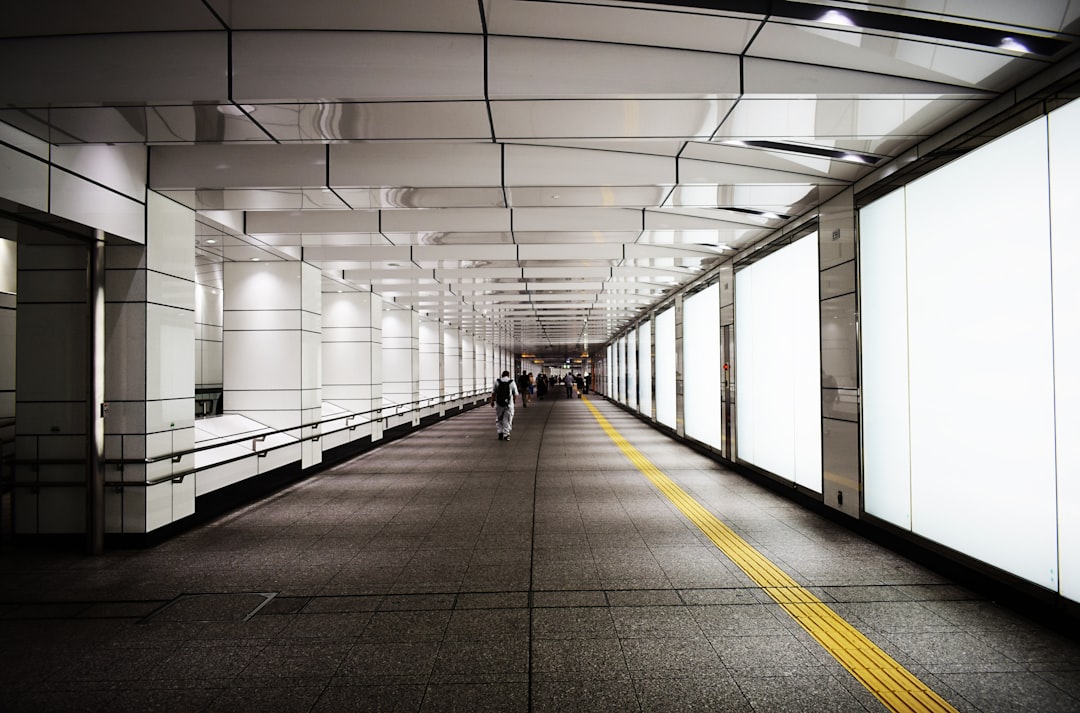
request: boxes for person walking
[490,370,520,441]
[517,371,531,408]
[563,372,575,399]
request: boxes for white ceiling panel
[3,1,220,36]
[712,97,988,142]
[505,144,675,186]
[485,0,760,53]
[413,244,519,264]
[150,144,326,189]
[507,185,672,208]
[382,232,515,246]
[512,207,642,232]
[233,32,485,103]
[510,138,690,157]
[491,99,734,139]
[0,33,228,105]
[488,36,741,99]
[517,244,623,261]
[246,210,379,235]
[331,143,501,188]
[210,0,482,32]
[512,231,642,245]
[666,184,822,213]
[747,25,1042,91]
[681,140,872,182]
[333,187,507,210]
[381,208,511,233]
[3,0,1075,358]
[678,157,848,186]
[851,0,1080,33]
[0,105,272,145]
[250,101,492,142]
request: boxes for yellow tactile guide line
[582,397,958,713]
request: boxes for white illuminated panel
[860,191,912,528]
[622,334,630,401]
[638,321,652,417]
[684,283,721,449]
[735,235,822,491]
[906,118,1056,589]
[1050,99,1080,602]
[905,118,1056,589]
[627,329,638,410]
[655,307,676,428]
[604,343,613,395]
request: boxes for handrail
[10,388,490,488]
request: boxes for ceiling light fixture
[721,206,793,220]
[637,1,1068,56]
[999,36,1031,53]
[818,10,856,26]
[737,139,882,165]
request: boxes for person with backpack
[490,370,520,441]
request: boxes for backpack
[495,379,512,407]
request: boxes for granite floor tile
[631,675,752,713]
[531,679,639,713]
[3,399,1079,712]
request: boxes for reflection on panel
[626,329,638,411]
[683,283,720,449]
[820,261,855,300]
[822,419,859,518]
[821,293,857,391]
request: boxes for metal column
[85,231,105,555]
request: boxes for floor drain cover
[143,592,277,623]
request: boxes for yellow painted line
[581,397,958,713]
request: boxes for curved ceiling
[2,0,1078,358]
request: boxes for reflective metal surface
[1,0,1076,357]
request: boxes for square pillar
[223,260,322,469]
[382,305,419,425]
[104,192,196,533]
[323,290,382,441]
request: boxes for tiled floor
[2,396,1079,712]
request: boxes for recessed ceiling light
[205,239,216,244]
[251,258,260,261]
[999,36,1031,53]
[818,10,856,26]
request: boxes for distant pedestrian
[563,372,575,399]
[490,370,519,440]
